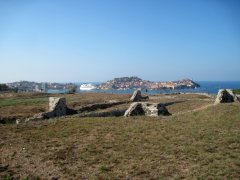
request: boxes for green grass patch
[233,89,240,94]
[0,97,48,107]
[99,165,110,172]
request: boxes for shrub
[233,89,240,94]
[0,84,10,91]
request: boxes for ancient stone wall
[124,102,170,117]
[21,97,77,123]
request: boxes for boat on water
[79,84,96,91]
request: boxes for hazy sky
[0,0,240,82]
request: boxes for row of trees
[0,84,18,92]
[0,84,10,91]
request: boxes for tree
[0,84,10,91]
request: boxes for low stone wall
[79,109,126,117]
[78,101,127,113]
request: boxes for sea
[47,81,240,95]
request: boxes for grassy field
[0,93,240,179]
[0,92,213,122]
[0,93,130,122]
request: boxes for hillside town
[98,77,200,90]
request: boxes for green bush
[0,84,10,91]
[233,89,240,94]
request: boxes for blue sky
[0,0,240,82]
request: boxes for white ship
[79,83,96,91]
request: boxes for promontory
[97,76,200,90]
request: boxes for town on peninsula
[5,76,200,93]
[98,76,200,90]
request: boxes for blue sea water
[48,81,240,94]
[192,81,240,94]
[47,89,68,94]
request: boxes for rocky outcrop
[19,97,77,123]
[215,89,238,104]
[124,102,170,117]
[130,89,149,102]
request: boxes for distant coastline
[3,79,240,94]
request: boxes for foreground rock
[215,89,238,104]
[18,97,77,123]
[130,89,149,102]
[124,102,170,117]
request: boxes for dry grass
[0,92,213,122]
[0,92,239,179]
[0,93,130,121]
[0,103,240,179]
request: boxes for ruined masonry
[48,97,67,117]
[124,102,170,117]
[130,89,149,102]
[20,97,76,123]
[215,89,239,104]
[142,103,170,116]
[124,102,145,116]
